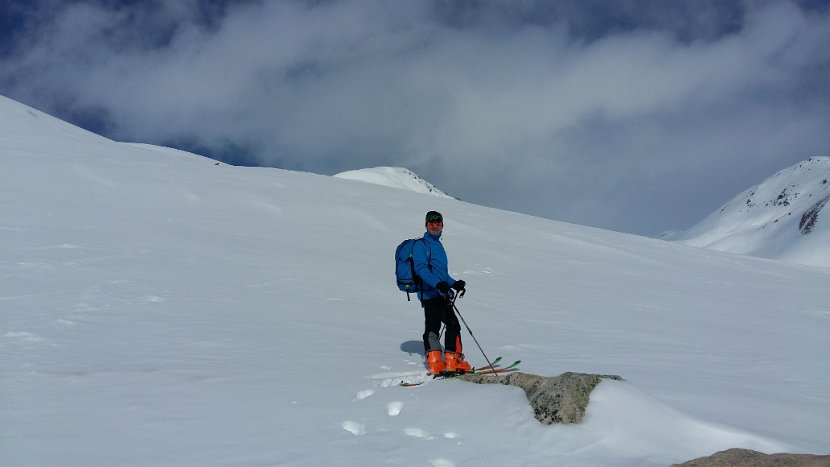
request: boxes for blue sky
[2,0,829,235]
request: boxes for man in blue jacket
[412,210,469,374]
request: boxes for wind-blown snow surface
[2,94,829,466]
[672,157,830,268]
[334,166,453,198]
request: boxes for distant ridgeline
[670,157,830,267]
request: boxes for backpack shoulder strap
[420,237,431,261]
[416,237,431,302]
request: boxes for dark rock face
[800,195,830,234]
[458,371,622,424]
[674,448,830,467]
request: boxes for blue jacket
[412,231,456,301]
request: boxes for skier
[412,210,469,375]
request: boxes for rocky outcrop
[458,372,829,464]
[800,195,830,234]
[675,448,830,466]
[458,371,622,424]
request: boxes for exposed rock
[458,374,830,464]
[800,195,830,234]
[674,448,830,466]
[458,371,622,424]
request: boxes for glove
[451,280,466,292]
[435,281,450,295]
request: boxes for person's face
[426,219,443,235]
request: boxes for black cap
[425,211,443,222]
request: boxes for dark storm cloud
[1,0,829,235]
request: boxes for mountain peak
[333,167,453,198]
[672,156,830,267]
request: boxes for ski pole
[450,295,497,373]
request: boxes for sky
[1,0,830,236]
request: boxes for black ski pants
[422,296,462,355]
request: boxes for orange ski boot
[426,350,445,375]
[444,352,472,374]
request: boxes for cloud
[1,0,829,235]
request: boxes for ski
[497,359,521,371]
[399,371,461,387]
[472,355,502,372]
[399,356,503,387]
[399,359,521,387]
[468,366,519,376]
[400,380,429,387]
[473,359,521,374]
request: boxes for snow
[334,166,453,198]
[2,93,829,466]
[673,157,830,267]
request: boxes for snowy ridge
[672,157,830,267]
[334,166,453,198]
[2,94,829,466]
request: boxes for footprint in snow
[404,427,434,440]
[387,401,403,416]
[354,389,374,400]
[341,421,365,436]
[430,459,456,467]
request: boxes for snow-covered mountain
[670,157,830,267]
[334,166,453,198]
[2,94,829,466]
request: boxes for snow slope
[2,94,829,466]
[671,157,830,267]
[334,166,453,198]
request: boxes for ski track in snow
[4,331,44,343]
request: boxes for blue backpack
[395,238,430,301]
